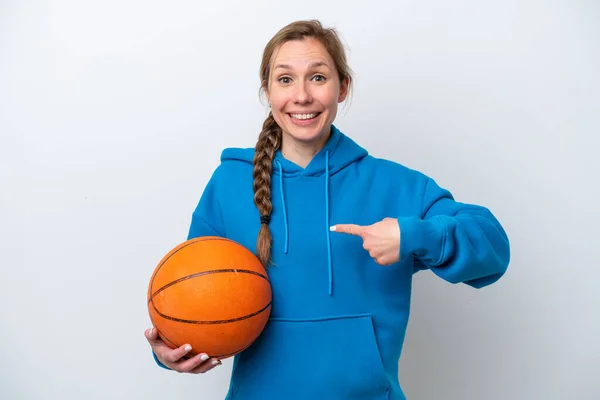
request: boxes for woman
[145,19,510,400]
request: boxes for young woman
[145,19,510,400]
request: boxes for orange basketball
[147,236,272,359]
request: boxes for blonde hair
[252,20,353,266]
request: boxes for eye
[312,74,326,82]
[278,76,292,84]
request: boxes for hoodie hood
[220,124,368,295]
[220,124,368,176]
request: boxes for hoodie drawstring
[276,160,289,254]
[325,150,333,295]
[274,151,333,296]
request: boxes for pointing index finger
[330,224,364,236]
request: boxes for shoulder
[360,154,430,185]
[203,146,255,188]
[220,147,255,163]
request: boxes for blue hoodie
[154,125,510,399]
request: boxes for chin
[286,126,328,143]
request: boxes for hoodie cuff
[398,216,446,265]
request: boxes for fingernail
[212,360,220,366]
[201,354,209,361]
[184,345,192,352]
[329,226,336,231]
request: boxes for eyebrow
[274,61,330,71]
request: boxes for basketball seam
[148,268,270,302]
[157,328,178,348]
[152,301,272,325]
[159,328,254,359]
[212,343,252,358]
[149,237,240,298]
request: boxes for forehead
[271,38,333,69]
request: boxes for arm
[186,166,226,240]
[399,178,510,288]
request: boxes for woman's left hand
[330,218,401,266]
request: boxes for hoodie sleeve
[398,178,510,288]
[186,166,226,240]
[153,166,226,370]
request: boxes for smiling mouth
[288,112,322,120]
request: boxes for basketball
[147,236,272,359]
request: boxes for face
[265,38,348,146]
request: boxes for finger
[190,357,222,374]
[145,326,161,341]
[161,343,196,364]
[145,327,163,346]
[330,224,365,236]
[145,328,194,363]
[176,352,212,373]
[145,327,175,351]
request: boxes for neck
[280,127,331,168]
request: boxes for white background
[1,1,599,399]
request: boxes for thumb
[330,224,365,237]
[145,327,161,345]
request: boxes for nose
[293,81,312,104]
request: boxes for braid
[252,19,354,265]
[252,113,281,266]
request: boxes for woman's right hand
[145,327,222,373]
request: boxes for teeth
[290,113,318,120]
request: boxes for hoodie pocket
[229,314,390,400]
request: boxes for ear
[338,77,350,103]
[262,80,270,104]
